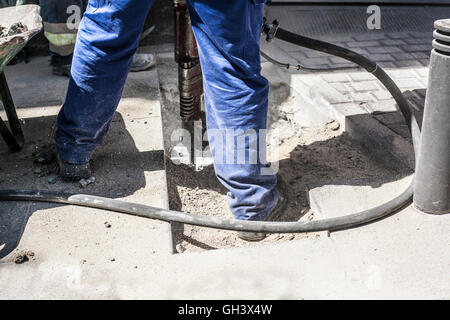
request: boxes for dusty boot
[52,64,71,77]
[130,53,155,72]
[57,154,92,181]
[237,177,288,242]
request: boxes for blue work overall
[55,0,278,221]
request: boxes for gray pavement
[0,57,173,297]
[0,4,449,299]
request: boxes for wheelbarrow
[0,4,42,152]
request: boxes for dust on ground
[157,53,397,253]
[166,121,396,253]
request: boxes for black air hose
[0,24,421,234]
[270,26,421,145]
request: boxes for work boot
[57,154,92,181]
[237,177,288,242]
[130,53,156,72]
[52,64,71,77]
[50,53,72,77]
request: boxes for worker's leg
[54,0,154,164]
[187,0,278,221]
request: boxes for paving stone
[419,59,430,67]
[410,32,434,39]
[401,44,432,53]
[300,57,331,66]
[380,39,407,46]
[366,46,402,54]
[286,50,308,61]
[372,90,394,101]
[410,52,430,59]
[391,52,416,60]
[413,68,429,78]
[374,111,407,126]
[349,92,376,103]
[387,32,412,40]
[329,56,358,66]
[321,73,352,84]
[330,82,352,94]
[350,48,369,55]
[303,50,331,58]
[393,78,424,90]
[404,37,433,45]
[348,72,375,81]
[394,60,424,68]
[366,46,389,54]
[387,69,418,79]
[366,100,399,113]
[351,81,381,92]
[377,62,397,69]
[353,33,387,41]
[346,41,380,48]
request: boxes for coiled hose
[0,24,421,233]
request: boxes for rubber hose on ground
[0,26,421,233]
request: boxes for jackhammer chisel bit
[174,0,204,164]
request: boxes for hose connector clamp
[263,19,279,42]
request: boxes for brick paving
[260,4,450,164]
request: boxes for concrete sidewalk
[0,57,173,295]
[0,4,449,299]
[1,203,448,299]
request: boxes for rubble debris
[14,250,35,264]
[0,22,28,38]
[326,119,340,131]
[176,243,186,253]
[79,176,96,188]
[34,149,56,165]
[47,176,58,184]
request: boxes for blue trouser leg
[55,0,277,221]
[54,0,154,164]
[188,0,278,221]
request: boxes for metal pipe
[413,19,450,215]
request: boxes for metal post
[413,19,450,215]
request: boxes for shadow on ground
[167,126,410,252]
[0,112,163,259]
